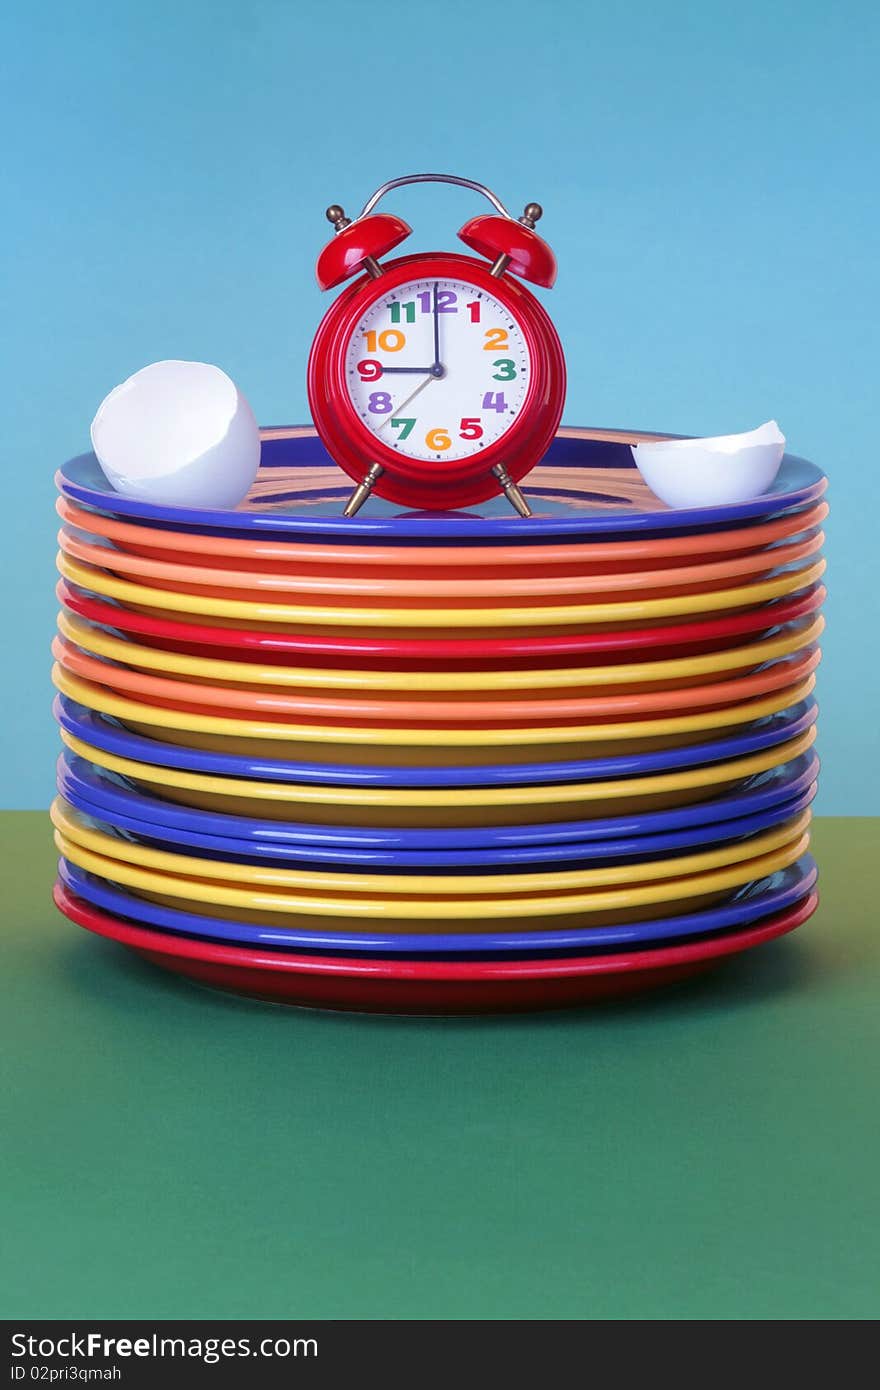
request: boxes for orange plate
[56,494,829,576]
[55,549,827,636]
[57,523,825,605]
[53,635,821,726]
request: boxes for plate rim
[53,697,819,788]
[52,725,821,843]
[56,853,818,953]
[50,793,814,898]
[56,491,830,564]
[56,575,828,659]
[51,661,819,748]
[58,780,818,872]
[57,425,827,540]
[54,879,819,977]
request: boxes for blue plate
[55,747,820,851]
[58,754,817,871]
[56,854,818,955]
[53,694,819,788]
[57,426,827,541]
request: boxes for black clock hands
[372,286,445,378]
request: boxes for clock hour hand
[374,288,443,380]
[377,365,434,374]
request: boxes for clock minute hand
[377,372,435,430]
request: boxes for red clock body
[307,251,566,512]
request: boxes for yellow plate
[51,796,811,898]
[52,662,817,768]
[59,725,817,827]
[53,818,810,930]
[57,608,825,695]
[56,550,827,631]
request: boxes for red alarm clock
[307,173,566,517]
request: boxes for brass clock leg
[492,463,532,518]
[343,462,385,517]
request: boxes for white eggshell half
[631,421,786,509]
[90,360,261,509]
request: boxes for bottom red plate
[54,883,818,1015]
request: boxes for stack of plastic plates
[52,425,826,1012]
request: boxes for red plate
[55,882,818,1015]
[56,579,827,672]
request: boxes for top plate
[57,425,827,541]
[55,494,830,569]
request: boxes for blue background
[2,0,877,810]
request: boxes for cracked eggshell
[90,361,261,509]
[632,421,786,509]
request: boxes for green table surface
[2,812,877,1320]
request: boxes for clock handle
[356,174,556,289]
[356,173,515,221]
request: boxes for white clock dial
[344,277,531,463]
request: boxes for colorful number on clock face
[344,278,530,462]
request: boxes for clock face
[343,277,531,464]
